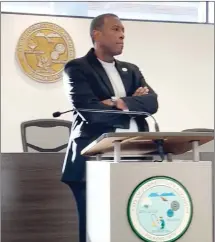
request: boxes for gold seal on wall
[16,22,75,83]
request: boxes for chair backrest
[21,119,72,152]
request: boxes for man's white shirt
[98,59,138,132]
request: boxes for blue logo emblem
[127,176,193,242]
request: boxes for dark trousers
[68,182,86,242]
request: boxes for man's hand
[101,98,128,110]
[133,86,149,96]
[115,98,128,110]
[101,99,114,106]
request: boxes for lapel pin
[122,67,127,72]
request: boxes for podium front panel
[87,161,213,242]
[110,161,212,242]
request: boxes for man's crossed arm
[63,63,158,126]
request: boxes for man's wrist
[110,97,128,110]
[111,96,118,107]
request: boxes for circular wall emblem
[16,22,75,83]
[127,176,193,242]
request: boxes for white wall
[1,13,214,152]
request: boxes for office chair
[21,119,72,152]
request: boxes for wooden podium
[81,132,214,242]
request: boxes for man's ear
[92,29,101,42]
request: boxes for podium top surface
[81,131,214,156]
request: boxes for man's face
[95,16,125,56]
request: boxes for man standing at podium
[61,13,158,242]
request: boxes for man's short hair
[90,13,119,43]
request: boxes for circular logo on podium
[16,22,75,83]
[127,176,193,242]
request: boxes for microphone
[53,108,165,161]
[53,108,160,132]
[53,110,71,117]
